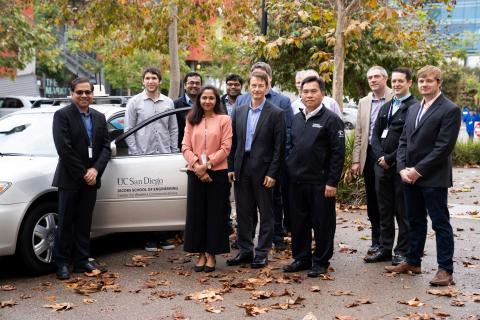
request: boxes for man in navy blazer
[227,71,285,268]
[52,77,111,279]
[386,66,461,286]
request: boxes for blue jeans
[403,185,454,273]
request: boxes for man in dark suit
[227,71,285,268]
[174,72,202,149]
[385,66,461,286]
[52,77,111,279]
[365,67,417,265]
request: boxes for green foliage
[0,1,61,76]
[441,63,480,108]
[337,132,366,205]
[453,140,480,166]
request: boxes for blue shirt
[465,113,479,134]
[76,106,93,146]
[245,99,266,152]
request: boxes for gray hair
[251,62,272,77]
[367,66,388,78]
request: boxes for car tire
[344,122,354,130]
[17,202,58,274]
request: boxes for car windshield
[0,113,56,156]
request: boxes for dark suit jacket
[397,94,461,188]
[228,100,285,181]
[371,95,417,166]
[52,104,111,189]
[174,96,191,149]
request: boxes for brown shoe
[429,269,455,286]
[384,262,421,274]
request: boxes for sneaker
[159,241,175,250]
[145,240,159,252]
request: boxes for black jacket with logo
[286,106,345,186]
[371,95,417,166]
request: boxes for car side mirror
[110,141,117,157]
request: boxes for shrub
[453,140,480,166]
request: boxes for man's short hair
[304,69,319,78]
[248,70,269,87]
[250,62,272,77]
[392,67,413,81]
[226,74,243,86]
[417,65,442,82]
[142,67,162,81]
[70,77,94,92]
[183,72,203,84]
[301,76,325,92]
[367,66,388,78]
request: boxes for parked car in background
[0,96,51,117]
[342,107,357,130]
[47,96,131,107]
[0,105,189,274]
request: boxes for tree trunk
[168,2,180,99]
[332,0,347,111]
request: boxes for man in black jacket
[365,67,417,265]
[283,76,345,277]
[52,77,111,279]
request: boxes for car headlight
[0,182,12,195]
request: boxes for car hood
[0,156,57,204]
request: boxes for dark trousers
[364,146,380,246]
[403,185,454,273]
[54,185,97,267]
[183,170,230,255]
[289,183,336,267]
[235,156,274,258]
[374,164,409,255]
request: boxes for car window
[0,98,4,108]
[107,113,125,141]
[95,98,122,105]
[114,108,189,157]
[3,98,23,109]
[0,113,56,156]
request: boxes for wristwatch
[206,162,212,170]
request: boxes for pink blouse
[181,114,232,170]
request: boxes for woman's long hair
[187,85,225,125]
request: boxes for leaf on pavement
[338,243,357,254]
[84,269,102,277]
[204,303,225,313]
[332,290,354,296]
[19,294,32,300]
[427,287,458,297]
[335,315,357,320]
[83,298,96,304]
[43,302,75,312]
[250,290,274,300]
[0,300,17,308]
[185,289,223,303]
[398,297,424,307]
[346,298,373,307]
[150,290,177,299]
[450,300,465,307]
[302,312,318,320]
[125,254,155,267]
[238,302,270,316]
[0,285,16,291]
[310,286,321,292]
[320,274,335,281]
[44,295,56,302]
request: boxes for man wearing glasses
[174,72,203,149]
[52,77,111,279]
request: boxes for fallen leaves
[427,287,458,297]
[310,286,321,292]
[335,315,357,320]
[65,273,121,295]
[338,243,357,254]
[0,300,17,308]
[250,288,294,300]
[0,284,16,291]
[125,254,156,267]
[450,299,465,307]
[238,303,270,316]
[398,297,425,307]
[185,289,223,303]
[43,302,75,312]
[332,290,354,296]
[204,303,225,313]
[83,298,96,304]
[150,290,177,299]
[345,298,373,308]
[396,312,450,320]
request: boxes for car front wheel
[344,121,354,130]
[18,202,58,274]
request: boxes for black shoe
[226,252,254,266]
[194,265,205,272]
[307,265,328,278]
[274,241,287,251]
[367,244,380,255]
[204,265,216,273]
[392,254,406,266]
[251,256,268,269]
[231,241,239,250]
[283,260,311,273]
[56,265,70,280]
[364,250,392,263]
[73,262,107,273]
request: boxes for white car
[0,96,53,117]
[0,105,190,273]
[342,107,357,130]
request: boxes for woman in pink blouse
[182,85,233,272]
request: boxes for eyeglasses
[74,90,93,96]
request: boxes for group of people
[52,62,461,288]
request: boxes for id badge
[200,153,207,165]
[381,129,389,139]
[88,147,93,159]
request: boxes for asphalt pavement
[1,168,479,320]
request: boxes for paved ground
[1,169,479,320]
